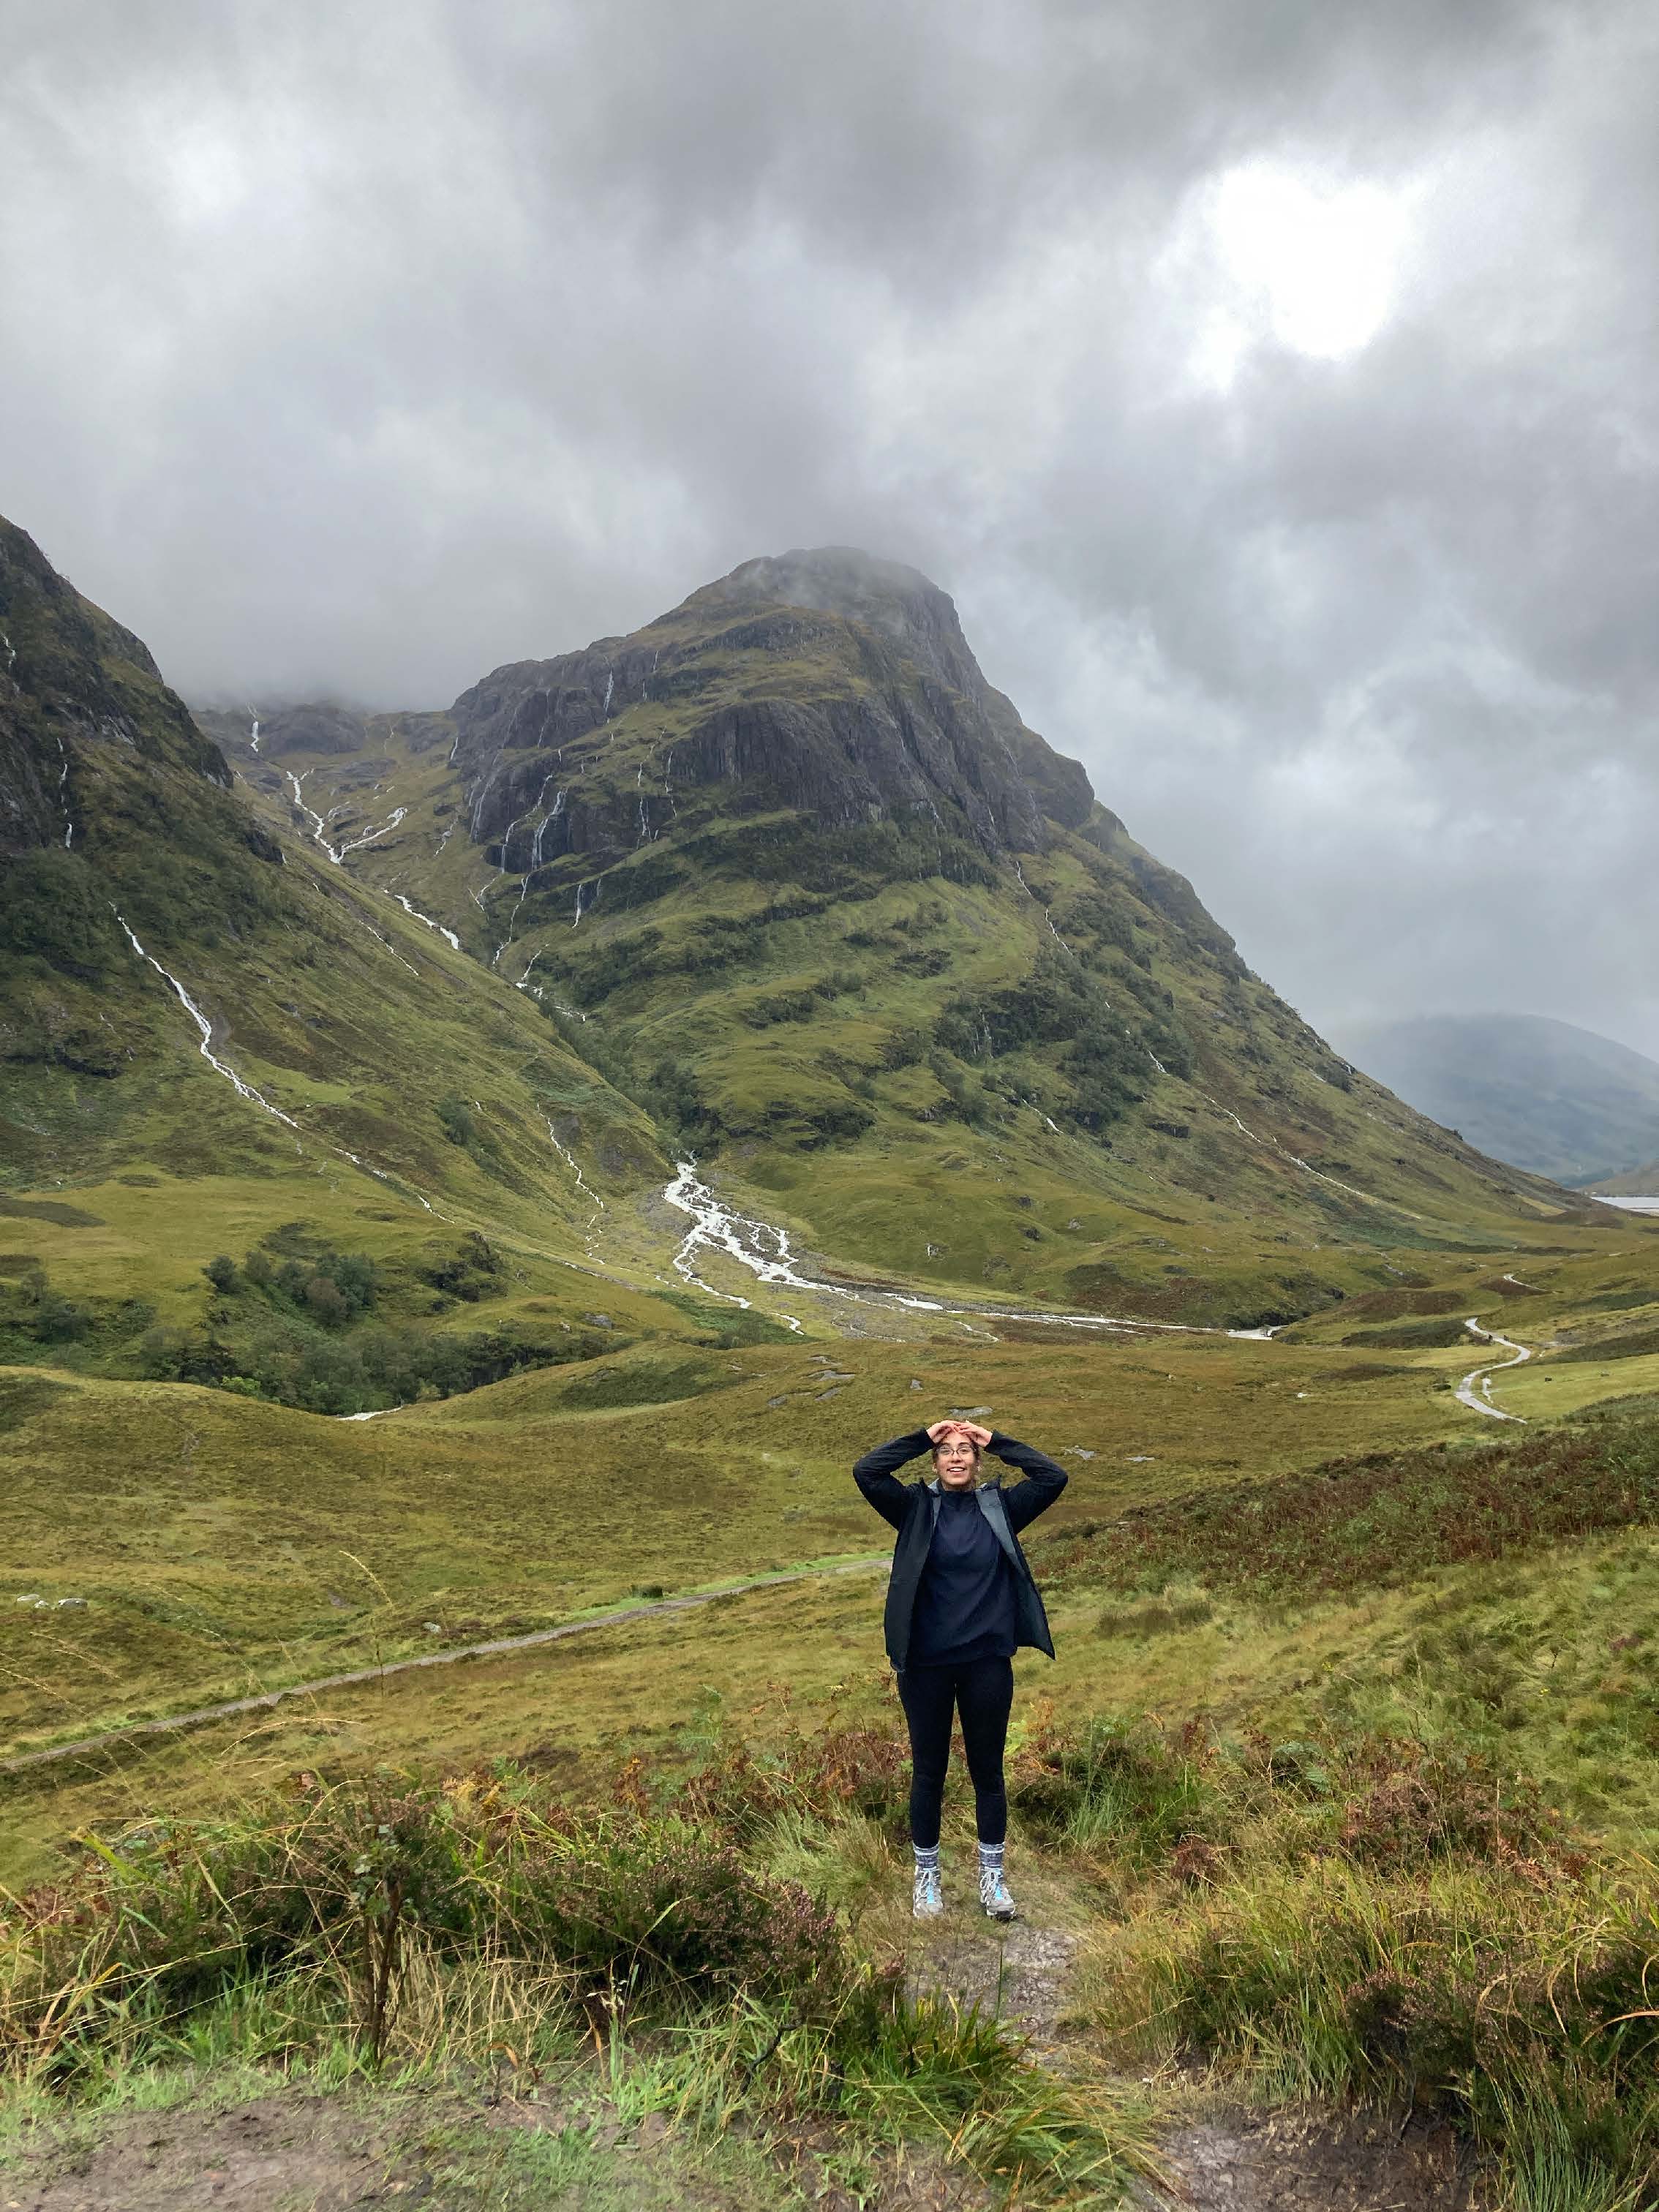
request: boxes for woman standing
[853,1417,1068,1919]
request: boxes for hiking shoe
[979,1867,1017,1922]
[912,1865,944,1919]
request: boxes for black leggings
[897,1657,1014,1848]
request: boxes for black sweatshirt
[851,1429,1069,1671]
[908,1486,1017,1666]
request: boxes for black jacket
[852,1429,1068,1671]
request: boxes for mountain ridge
[1339,1012,1659,1186]
[194,541,1587,1330]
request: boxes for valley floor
[4,1192,1659,2208]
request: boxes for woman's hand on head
[926,1418,990,1447]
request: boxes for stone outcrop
[448,546,1100,862]
[255,704,366,758]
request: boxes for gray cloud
[4,0,1656,1053]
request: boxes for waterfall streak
[492,775,560,963]
[333,806,407,860]
[358,916,421,977]
[546,1119,605,1214]
[112,912,452,1215]
[1196,1090,1402,1211]
[663,1161,803,1329]
[531,788,565,869]
[1011,857,1072,954]
[661,1159,1276,1343]
[112,912,298,1128]
[53,733,73,847]
[388,893,461,950]
[286,770,332,850]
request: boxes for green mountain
[199,545,1577,1331]
[0,514,680,1411]
[1339,1012,1659,1187]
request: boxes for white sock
[913,1843,941,1872]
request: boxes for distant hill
[1586,1165,1659,1200]
[1339,1014,1659,1186]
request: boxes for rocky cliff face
[255,703,367,759]
[0,519,241,859]
[448,547,1091,870]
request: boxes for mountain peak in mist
[688,546,987,701]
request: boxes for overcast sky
[5,0,1658,1056]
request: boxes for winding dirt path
[0,1556,886,1778]
[905,1867,1470,2210]
[1454,1319,1532,1423]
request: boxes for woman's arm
[851,1429,933,1530]
[985,1432,1069,1531]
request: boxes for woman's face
[933,1434,979,1489]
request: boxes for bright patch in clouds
[1184,164,1415,384]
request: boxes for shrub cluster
[737,969,862,1028]
[1096,1855,1659,2202]
[1005,1709,1581,1886]
[1553,1323,1659,1364]
[0,1228,609,1415]
[0,1268,153,1355]
[4,1709,1644,2200]
[0,849,112,979]
[554,896,832,1011]
[1340,1317,1472,1349]
[713,816,996,898]
[0,1772,859,2080]
[1015,1711,1659,2191]
[203,1241,378,1325]
[117,1230,600,1413]
[138,1316,597,1415]
[666,1724,910,1839]
[931,947,1180,1132]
